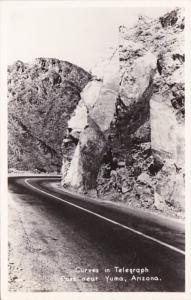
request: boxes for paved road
[8,176,185,292]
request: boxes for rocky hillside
[61,8,185,217]
[8,58,91,172]
[105,8,185,216]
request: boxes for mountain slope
[8,58,91,172]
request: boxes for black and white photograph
[1,0,191,298]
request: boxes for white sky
[6,3,171,72]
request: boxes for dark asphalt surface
[8,176,185,292]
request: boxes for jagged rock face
[79,117,106,190]
[120,52,156,106]
[112,52,156,150]
[61,80,103,187]
[89,52,119,135]
[96,8,185,216]
[61,9,185,217]
[61,52,119,190]
[8,58,91,172]
[63,144,83,187]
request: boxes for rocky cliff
[8,58,91,172]
[61,8,185,217]
[61,51,120,193]
[106,8,185,216]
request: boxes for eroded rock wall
[97,8,185,217]
[61,52,120,191]
[8,58,91,172]
[61,8,185,218]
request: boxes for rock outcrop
[61,8,185,217]
[8,58,91,172]
[61,52,120,192]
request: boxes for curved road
[8,176,185,292]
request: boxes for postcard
[1,1,191,300]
